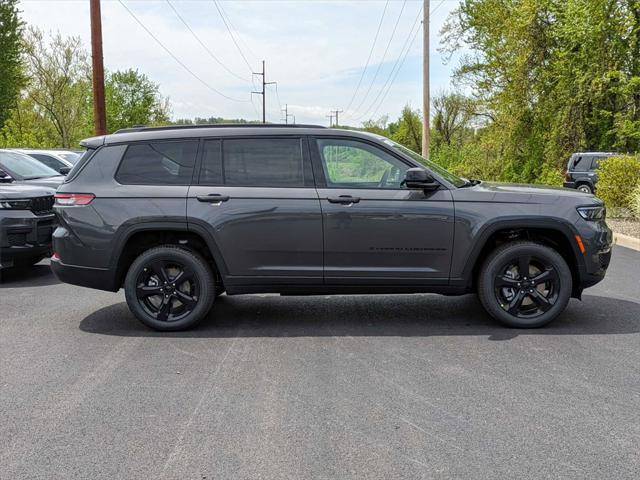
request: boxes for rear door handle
[327,195,360,205]
[197,194,229,203]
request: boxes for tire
[124,245,216,331]
[477,241,572,328]
[577,184,593,194]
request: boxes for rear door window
[116,141,197,185]
[198,138,306,187]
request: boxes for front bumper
[0,212,56,268]
[577,219,613,289]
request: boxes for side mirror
[402,168,439,191]
[59,166,71,175]
[0,169,14,183]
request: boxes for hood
[453,181,602,205]
[19,176,65,189]
[0,183,55,200]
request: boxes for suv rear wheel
[477,241,572,328]
[577,184,593,194]
[124,245,215,331]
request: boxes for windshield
[0,151,60,179]
[388,141,467,188]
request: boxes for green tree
[105,69,170,132]
[441,0,640,183]
[21,27,92,148]
[0,0,24,130]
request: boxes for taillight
[54,193,95,206]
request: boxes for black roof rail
[114,124,327,134]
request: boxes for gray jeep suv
[51,125,612,331]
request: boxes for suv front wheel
[124,245,216,331]
[478,241,572,328]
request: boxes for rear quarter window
[116,141,197,185]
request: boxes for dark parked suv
[1,184,56,269]
[563,152,619,193]
[51,125,612,330]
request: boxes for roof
[80,124,376,149]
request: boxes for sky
[18,0,465,126]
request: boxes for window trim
[114,139,199,186]
[195,135,314,188]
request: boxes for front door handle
[197,193,229,203]
[327,195,360,205]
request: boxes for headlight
[0,199,31,210]
[577,205,606,221]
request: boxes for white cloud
[19,0,464,126]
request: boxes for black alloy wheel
[136,259,199,323]
[124,246,215,331]
[478,241,572,328]
[493,254,560,318]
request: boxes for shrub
[595,155,640,211]
[631,183,640,218]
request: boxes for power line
[118,0,248,103]
[344,0,389,112]
[211,0,255,74]
[362,9,423,121]
[215,0,260,62]
[165,0,250,83]
[347,0,407,118]
[352,5,423,121]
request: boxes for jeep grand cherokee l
[50,125,612,331]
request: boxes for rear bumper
[563,181,577,189]
[50,257,120,291]
[0,213,56,268]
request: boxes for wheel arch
[109,221,228,289]
[459,218,586,298]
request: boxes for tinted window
[116,141,197,185]
[223,138,304,187]
[571,156,591,171]
[0,151,59,179]
[317,138,409,188]
[31,154,65,171]
[199,140,223,185]
[590,156,606,169]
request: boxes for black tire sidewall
[124,246,215,331]
[478,242,572,328]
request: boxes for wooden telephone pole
[422,0,430,158]
[252,61,276,124]
[90,0,107,135]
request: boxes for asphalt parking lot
[1,246,639,479]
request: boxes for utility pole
[422,0,430,158]
[330,109,344,127]
[252,60,276,124]
[281,104,294,124]
[326,113,335,127]
[90,0,106,135]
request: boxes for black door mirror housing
[59,166,71,175]
[402,168,439,191]
[0,169,14,183]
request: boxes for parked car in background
[0,183,55,269]
[51,124,612,331]
[14,149,76,175]
[0,150,65,189]
[563,152,619,193]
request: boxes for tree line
[0,0,169,149]
[362,0,640,185]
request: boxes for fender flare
[455,217,587,289]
